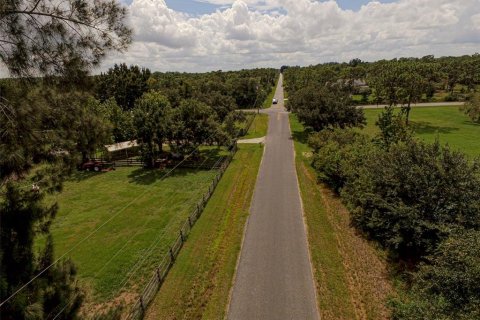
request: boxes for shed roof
[105,140,139,152]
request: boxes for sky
[60,0,480,73]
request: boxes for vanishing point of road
[227,75,320,319]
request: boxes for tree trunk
[405,98,412,126]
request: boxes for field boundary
[126,141,238,320]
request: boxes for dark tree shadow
[411,121,460,135]
[67,170,103,182]
[290,126,313,144]
[127,167,192,185]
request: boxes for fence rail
[126,141,238,320]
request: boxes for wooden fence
[126,141,238,320]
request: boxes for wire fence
[239,112,256,137]
[126,141,238,320]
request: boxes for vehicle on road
[272,98,278,104]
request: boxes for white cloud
[107,0,480,72]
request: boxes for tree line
[86,64,277,166]
[284,62,480,319]
[284,54,480,124]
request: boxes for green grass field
[290,115,393,320]
[45,163,225,308]
[144,144,264,319]
[243,113,268,139]
[362,106,480,157]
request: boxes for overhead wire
[0,128,226,308]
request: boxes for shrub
[343,140,480,260]
[309,129,374,193]
[392,230,480,320]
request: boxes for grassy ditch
[290,114,393,320]
[144,143,264,319]
[243,113,268,139]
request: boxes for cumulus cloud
[106,0,480,72]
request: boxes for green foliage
[343,141,480,260]
[375,106,413,148]
[148,69,278,110]
[101,98,135,143]
[460,92,480,123]
[95,64,151,110]
[133,92,172,167]
[0,0,131,78]
[392,230,480,320]
[309,129,371,193]
[289,85,366,132]
[171,99,221,152]
[1,183,83,319]
[74,97,113,161]
[283,54,480,107]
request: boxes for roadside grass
[144,144,264,320]
[290,114,393,320]
[362,106,480,157]
[44,162,224,309]
[243,113,268,139]
[262,76,279,109]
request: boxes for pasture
[362,106,480,157]
[45,162,222,309]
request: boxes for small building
[104,140,140,161]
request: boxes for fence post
[156,268,162,282]
[140,296,145,314]
[169,247,175,263]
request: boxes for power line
[0,130,223,308]
[50,142,228,319]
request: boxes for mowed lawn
[46,165,218,306]
[145,144,264,319]
[362,106,480,157]
[290,114,393,320]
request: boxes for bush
[343,140,480,260]
[309,129,373,193]
[392,230,480,320]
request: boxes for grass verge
[262,76,279,109]
[362,106,480,157]
[243,113,268,139]
[290,114,393,320]
[45,164,222,309]
[144,143,264,320]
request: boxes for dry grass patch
[291,114,393,320]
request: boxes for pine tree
[1,1,131,318]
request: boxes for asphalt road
[227,75,320,320]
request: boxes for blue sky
[119,1,400,15]
[161,0,398,15]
